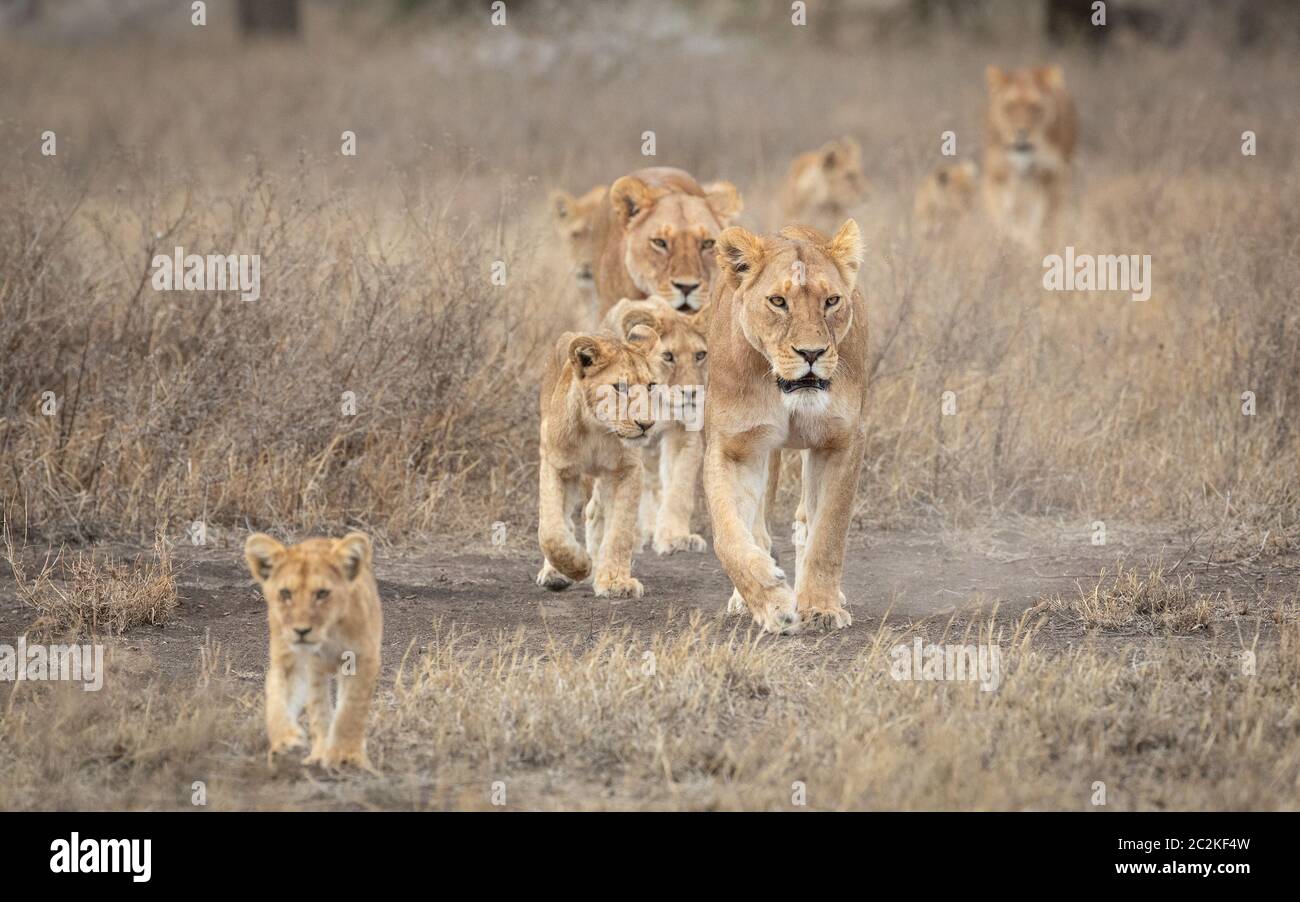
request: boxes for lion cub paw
[653,532,707,555]
[594,574,644,599]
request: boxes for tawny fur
[593,167,742,317]
[536,324,670,599]
[243,532,383,771]
[550,183,610,322]
[780,137,869,234]
[982,65,1078,246]
[703,221,868,635]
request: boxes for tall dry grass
[0,7,1297,549]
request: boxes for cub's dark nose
[294,627,312,640]
[795,347,827,366]
[672,281,699,298]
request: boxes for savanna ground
[1,0,1299,810]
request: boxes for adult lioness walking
[594,166,742,316]
[703,221,867,634]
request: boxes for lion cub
[983,65,1078,246]
[597,296,709,555]
[244,532,382,771]
[536,323,670,598]
[913,160,979,235]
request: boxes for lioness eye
[700,239,715,250]
[279,588,292,602]
[314,588,330,603]
[662,351,674,363]
[695,350,707,362]
[826,295,841,308]
[651,238,668,249]
[769,296,787,309]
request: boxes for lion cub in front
[244,532,382,771]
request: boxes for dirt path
[0,520,1218,679]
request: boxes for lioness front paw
[653,531,707,555]
[535,563,574,591]
[726,588,747,615]
[753,587,800,635]
[744,552,786,589]
[593,574,644,599]
[307,742,375,773]
[797,589,853,630]
[267,727,306,763]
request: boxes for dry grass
[4,529,179,638]
[0,8,1297,548]
[2,614,1298,811]
[1045,563,1217,633]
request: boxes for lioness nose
[672,281,699,298]
[294,627,312,639]
[635,420,653,433]
[795,347,827,365]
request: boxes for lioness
[550,183,609,318]
[536,323,669,598]
[780,137,869,234]
[704,221,867,634]
[595,296,709,555]
[594,167,742,316]
[913,160,979,234]
[983,65,1078,246]
[244,532,382,770]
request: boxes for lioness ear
[625,323,660,353]
[551,190,575,222]
[702,180,743,225]
[826,219,864,281]
[986,65,1006,91]
[244,533,286,583]
[715,226,765,278]
[610,176,656,226]
[1038,64,1064,90]
[691,301,713,336]
[568,334,611,374]
[333,532,372,582]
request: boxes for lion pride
[703,221,867,635]
[983,65,1078,245]
[594,167,742,316]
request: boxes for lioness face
[987,66,1066,171]
[570,326,671,445]
[551,185,607,285]
[245,533,372,650]
[610,176,743,314]
[716,222,863,403]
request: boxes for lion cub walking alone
[535,323,669,598]
[704,221,867,634]
[244,532,382,770]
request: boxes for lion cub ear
[610,176,657,226]
[715,226,765,278]
[625,323,660,354]
[826,219,865,283]
[244,533,286,583]
[568,334,613,375]
[333,532,373,582]
[1037,64,1065,90]
[702,181,743,225]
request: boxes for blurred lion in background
[550,184,609,319]
[913,160,979,234]
[982,65,1078,246]
[780,137,869,233]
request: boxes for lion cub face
[788,137,869,218]
[609,173,742,314]
[986,65,1069,171]
[715,222,863,406]
[603,296,708,429]
[914,161,979,229]
[569,326,671,445]
[551,184,607,286]
[245,533,373,649]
